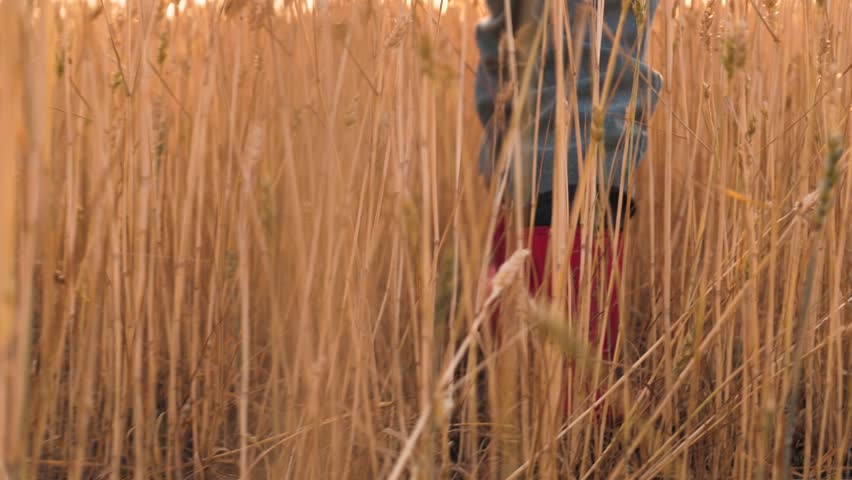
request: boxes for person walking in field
[476,0,661,370]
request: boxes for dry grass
[1,0,851,478]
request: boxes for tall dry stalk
[0,1,24,476]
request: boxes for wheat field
[1,0,851,478]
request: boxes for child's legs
[522,225,622,362]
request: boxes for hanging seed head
[385,15,412,50]
[700,0,717,52]
[56,46,66,78]
[487,249,531,304]
[722,19,747,79]
[746,116,757,141]
[153,98,168,171]
[795,190,820,214]
[762,0,779,29]
[631,0,646,27]
[810,132,844,228]
[591,105,605,144]
[533,301,591,365]
[253,50,263,71]
[817,22,833,82]
[157,30,169,66]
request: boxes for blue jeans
[475,0,661,210]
